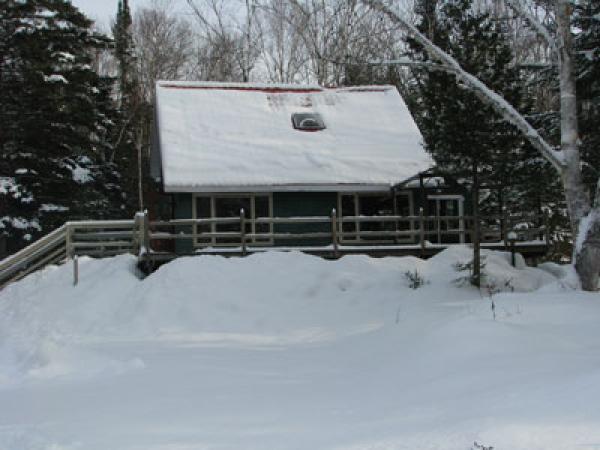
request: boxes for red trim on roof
[158,84,393,94]
[159,85,323,94]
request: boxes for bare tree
[258,0,308,83]
[186,0,262,81]
[365,0,600,291]
[285,0,407,85]
[133,0,195,101]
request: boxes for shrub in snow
[453,257,487,287]
[404,269,427,289]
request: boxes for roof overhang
[165,183,394,194]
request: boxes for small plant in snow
[453,257,487,287]
[483,278,514,321]
[404,269,427,289]
[472,441,494,450]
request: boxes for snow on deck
[155,81,430,192]
[1,248,600,450]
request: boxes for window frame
[291,112,326,131]
[192,193,274,247]
[426,194,465,244]
[337,191,414,244]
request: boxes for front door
[427,196,465,244]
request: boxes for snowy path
[1,249,599,450]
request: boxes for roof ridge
[156,81,396,94]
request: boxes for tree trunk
[364,0,600,290]
[575,210,600,291]
[556,0,598,290]
[556,0,590,231]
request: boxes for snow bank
[0,248,599,450]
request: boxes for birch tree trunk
[556,0,600,291]
[364,0,600,290]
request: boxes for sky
[71,0,135,25]
[71,0,188,27]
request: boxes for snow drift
[0,247,599,450]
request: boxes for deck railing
[0,209,550,289]
[148,209,550,257]
[0,219,136,289]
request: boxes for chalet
[0,82,549,289]
[150,81,474,255]
[0,82,551,287]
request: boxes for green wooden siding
[169,189,470,252]
[273,192,337,246]
[173,193,194,253]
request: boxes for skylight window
[292,112,326,131]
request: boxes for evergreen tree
[0,0,123,252]
[574,0,600,193]
[405,0,559,215]
[112,0,144,214]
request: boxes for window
[193,194,273,247]
[426,195,465,244]
[291,112,326,131]
[337,192,414,244]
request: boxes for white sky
[71,0,188,28]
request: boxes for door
[427,196,465,244]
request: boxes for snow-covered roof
[154,81,431,193]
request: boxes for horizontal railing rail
[0,208,551,289]
[147,208,550,256]
[0,219,138,289]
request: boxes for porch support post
[544,210,550,251]
[331,208,339,258]
[472,163,481,288]
[502,207,509,248]
[141,211,150,255]
[419,173,426,214]
[419,207,425,256]
[392,189,399,244]
[240,208,247,256]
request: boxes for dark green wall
[273,192,337,246]
[173,193,194,253]
[404,186,470,215]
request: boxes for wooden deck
[1,210,551,288]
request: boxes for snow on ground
[0,247,599,450]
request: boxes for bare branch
[504,0,559,58]
[366,58,456,74]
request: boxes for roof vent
[292,112,326,131]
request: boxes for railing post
[133,214,140,255]
[65,224,73,260]
[65,224,78,286]
[502,207,509,248]
[73,255,79,286]
[240,208,247,256]
[137,211,150,256]
[419,207,425,256]
[331,208,339,258]
[543,210,550,249]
